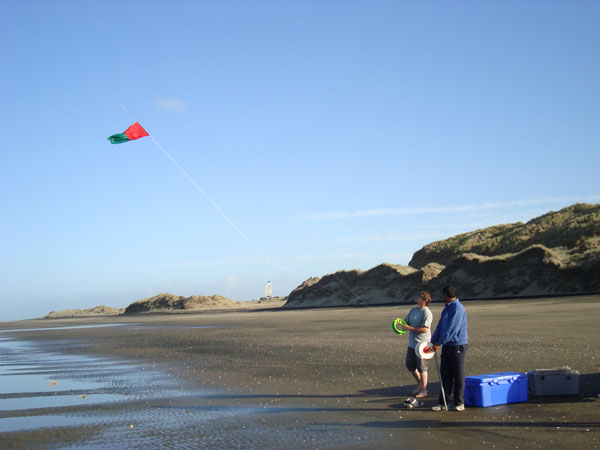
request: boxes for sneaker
[431,404,446,411]
[453,404,465,411]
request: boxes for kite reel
[392,318,407,335]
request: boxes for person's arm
[401,323,429,334]
[434,305,464,347]
[402,308,431,333]
[430,310,444,351]
[420,308,433,335]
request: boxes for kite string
[119,104,282,270]
[150,134,368,305]
[119,106,369,305]
[148,134,269,262]
[150,135,296,277]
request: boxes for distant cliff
[124,293,286,314]
[285,203,600,307]
[124,293,242,314]
[409,203,600,268]
[45,294,286,319]
[45,305,125,319]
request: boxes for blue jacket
[431,299,468,346]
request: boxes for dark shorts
[406,346,428,373]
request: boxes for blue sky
[1,1,598,320]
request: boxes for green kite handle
[392,318,407,335]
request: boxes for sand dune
[45,305,125,319]
[285,203,600,307]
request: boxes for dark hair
[443,285,457,298]
[420,291,432,306]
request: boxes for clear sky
[1,1,599,321]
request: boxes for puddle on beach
[0,337,203,429]
[0,330,295,445]
[0,373,106,394]
[0,393,130,411]
[0,328,386,448]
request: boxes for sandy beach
[1,296,599,449]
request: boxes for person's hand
[401,322,410,330]
[431,344,440,352]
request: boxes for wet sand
[1,296,599,449]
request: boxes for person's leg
[415,355,428,397]
[406,348,421,394]
[451,345,468,406]
[439,347,454,406]
[416,370,428,398]
[411,369,422,392]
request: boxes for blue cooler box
[465,372,528,407]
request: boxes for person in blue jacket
[430,285,468,411]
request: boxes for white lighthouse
[264,280,273,298]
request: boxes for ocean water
[0,326,382,448]
[0,334,202,422]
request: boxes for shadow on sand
[356,419,599,430]
[155,372,598,424]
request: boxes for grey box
[527,367,580,396]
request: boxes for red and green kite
[107,122,149,144]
